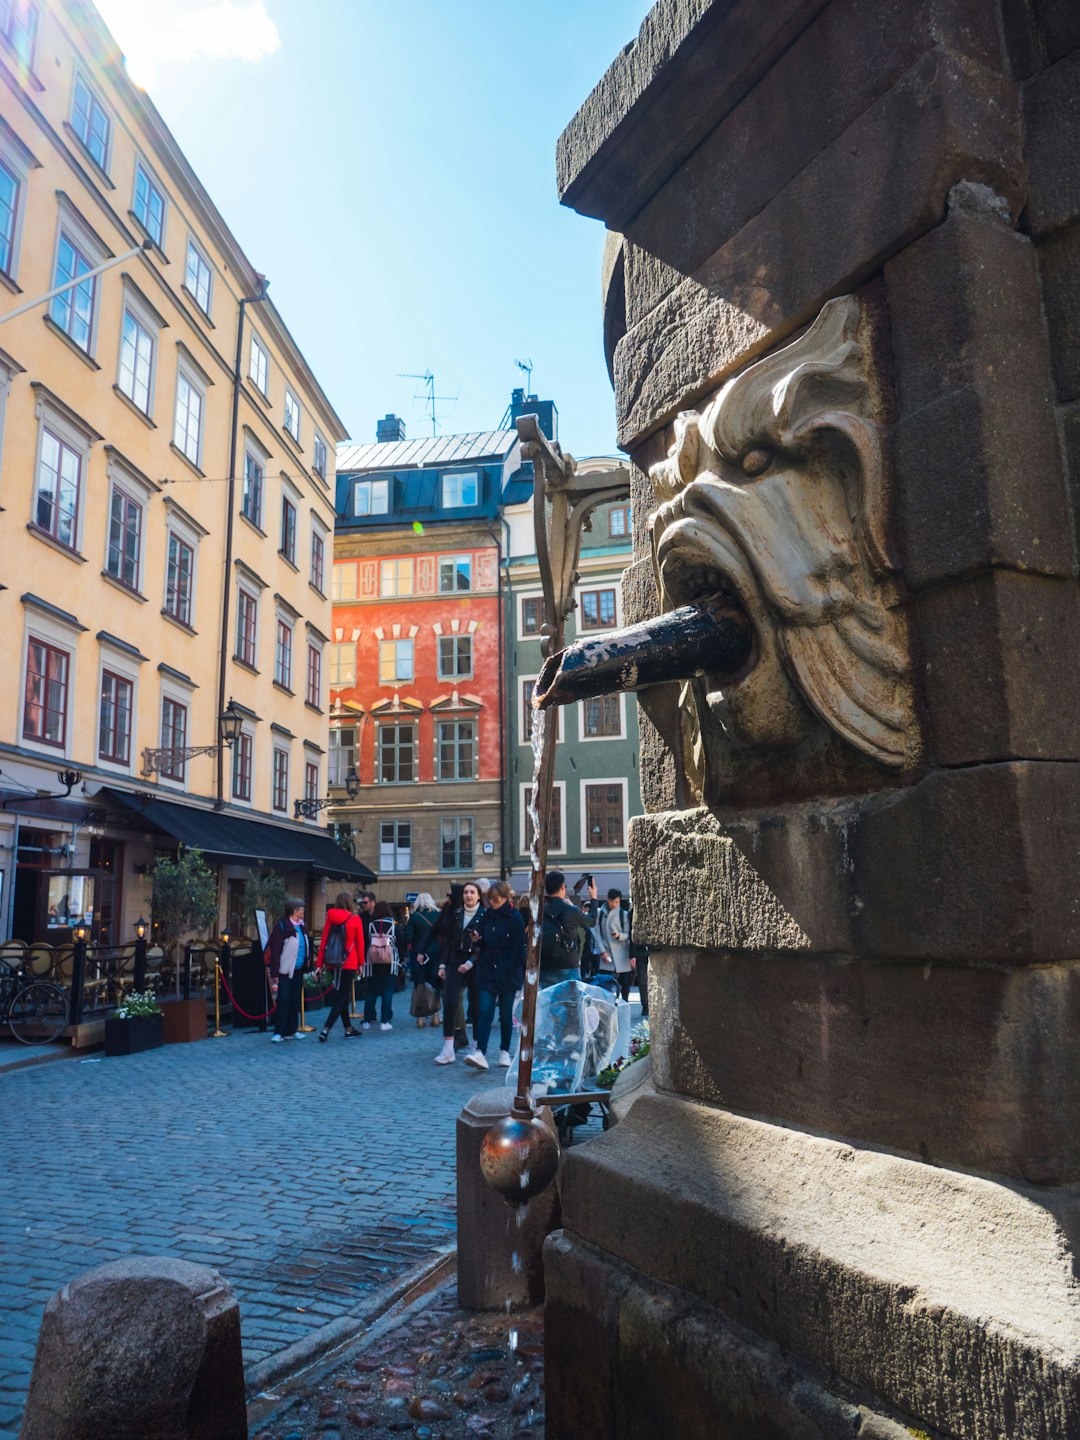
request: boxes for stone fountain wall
[545,2,1080,1436]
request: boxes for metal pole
[133,934,147,991]
[0,243,148,325]
[212,943,228,1038]
[69,937,86,1027]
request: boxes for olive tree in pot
[150,847,219,1043]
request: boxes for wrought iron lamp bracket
[140,743,222,779]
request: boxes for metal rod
[533,597,753,711]
[0,243,148,325]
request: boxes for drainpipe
[216,275,270,809]
[488,518,509,880]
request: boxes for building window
[327,642,355,686]
[242,450,263,527]
[306,644,322,707]
[72,74,110,171]
[378,638,413,684]
[98,670,132,764]
[23,639,69,747]
[106,487,142,591]
[165,532,194,626]
[520,596,541,636]
[235,588,258,668]
[442,471,478,508]
[280,494,297,563]
[332,563,357,601]
[0,1,38,66]
[0,158,19,276]
[118,308,154,414]
[51,230,96,351]
[159,696,187,780]
[521,679,559,743]
[609,506,632,538]
[184,237,212,314]
[439,554,472,593]
[313,432,327,479]
[378,723,415,783]
[272,748,288,812]
[274,618,292,689]
[329,726,356,785]
[583,695,622,738]
[438,635,473,680]
[438,720,475,781]
[133,160,165,246]
[174,365,204,467]
[249,332,268,394]
[304,760,319,802]
[232,731,253,801]
[310,527,325,592]
[34,426,81,549]
[441,817,473,872]
[354,478,389,517]
[580,588,617,630]
[585,783,625,849]
[379,558,413,597]
[284,388,301,442]
[524,784,563,853]
[380,820,412,873]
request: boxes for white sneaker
[434,1044,456,1065]
[498,1050,512,1068]
[270,1034,283,1044]
[380,1022,392,1032]
[464,1049,489,1072]
[291,1031,305,1040]
[361,1022,371,1031]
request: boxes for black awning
[99,788,376,883]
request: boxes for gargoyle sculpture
[532,296,920,807]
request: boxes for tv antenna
[515,357,534,392]
[399,369,459,437]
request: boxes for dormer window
[442,471,478,508]
[354,478,388,516]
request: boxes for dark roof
[99,789,376,882]
[337,429,518,474]
[501,462,536,507]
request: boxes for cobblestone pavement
[0,1012,507,1438]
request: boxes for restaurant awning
[98,788,376,883]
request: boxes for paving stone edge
[245,1245,457,1400]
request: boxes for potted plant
[303,969,329,1014]
[150,847,218,1043]
[105,990,164,1056]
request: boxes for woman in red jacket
[316,892,365,1041]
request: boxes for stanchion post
[350,973,358,1020]
[70,932,87,1028]
[299,977,314,1033]
[212,939,229,1038]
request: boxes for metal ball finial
[480,1114,560,1206]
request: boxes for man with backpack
[540,870,597,987]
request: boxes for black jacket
[474,904,526,992]
[541,895,595,971]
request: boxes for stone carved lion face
[648,296,919,803]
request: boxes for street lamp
[133,916,148,940]
[141,698,245,778]
[294,766,360,819]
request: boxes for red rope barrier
[216,965,276,1021]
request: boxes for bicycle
[0,959,68,1044]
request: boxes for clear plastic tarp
[512,980,631,1095]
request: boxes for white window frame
[235,584,259,669]
[173,358,206,468]
[306,639,324,709]
[440,816,474,873]
[439,554,472,593]
[576,582,621,632]
[380,818,412,874]
[163,521,198,628]
[377,722,416,784]
[157,674,195,790]
[19,605,81,760]
[437,633,473,680]
[274,611,293,689]
[116,279,161,418]
[518,592,543,641]
[379,558,414,597]
[519,780,566,857]
[329,724,356,785]
[579,690,626,743]
[332,562,357,601]
[71,70,112,174]
[31,390,93,554]
[0,124,33,282]
[231,724,255,806]
[310,515,328,592]
[104,450,155,594]
[50,200,105,357]
[354,478,388,516]
[378,637,413,685]
[313,430,328,480]
[284,387,301,443]
[132,156,167,248]
[436,717,477,782]
[327,641,355,686]
[441,470,479,508]
[579,777,629,854]
[184,235,213,316]
[279,478,300,564]
[95,637,143,775]
[271,745,290,813]
[249,330,269,395]
[241,442,265,528]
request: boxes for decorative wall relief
[648,296,920,803]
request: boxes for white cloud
[96,0,281,86]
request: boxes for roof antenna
[399,369,458,437]
[515,357,533,393]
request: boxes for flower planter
[161,997,207,1044]
[104,1015,164,1056]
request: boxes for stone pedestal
[549,1,1080,1435]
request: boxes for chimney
[510,390,558,443]
[376,413,406,443]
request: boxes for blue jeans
[274,971,301,1037]
[473,987,515,1056]
[363,967,395,1024]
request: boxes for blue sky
[94,0,654,457]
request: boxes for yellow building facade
[0,0,368,948]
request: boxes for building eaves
[336,429,518,475]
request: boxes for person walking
[627,900,649,1018]
[404,892,441,1027]
[363,900,400,1030]
[316,893,363,1041]
[539,871,596,987]
[433,881,484,1065]
[268,899,305,1043]
[599,888,634,1002]
[465,880,526,1072]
